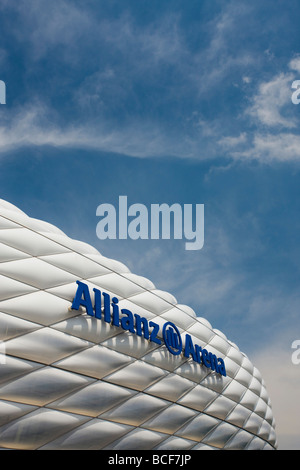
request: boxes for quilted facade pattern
[0,199,277,450]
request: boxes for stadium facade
[0,199,277,450]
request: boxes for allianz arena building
[0,199,277,450]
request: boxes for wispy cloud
[246,72,296,128]
[0,102,200,158]
[218,57,300,163]
[236,133,300,162]
[7,0,93,62]
[1,1,300,166]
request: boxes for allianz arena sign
[72,281,227,378]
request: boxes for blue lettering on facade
[71,280,226,377]
[162,322,182,355]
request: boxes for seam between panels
[0,307,272,420]
[0,360,276,450]
[0,313,272,423]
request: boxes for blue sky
[0,0,300,449]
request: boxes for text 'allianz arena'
[0,199,277,450]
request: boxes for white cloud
[0,102,202,159]
[12,0,93,62]
[1,2,300,166]
[237,132,300,162]
[246,72,296,128]
[218,58,300,163]
[242,76,252,84]
[218,133,248,149]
